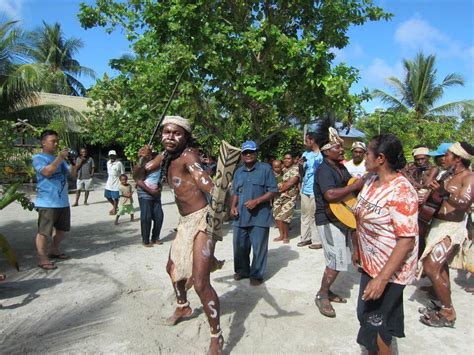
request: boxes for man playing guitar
[418,141,474,328]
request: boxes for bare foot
[72,203,78,207]
[114,221,119,225]
[84,202,89,206]
[0,272,6,281]
[208,334,224,355]
[165,306,193,326]
[210,258,225,273]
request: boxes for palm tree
[372,52,473,121]
[28,21,95,96]
[0,19,44,116]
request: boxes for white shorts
[77,178,94,191]
[317,223,352,272]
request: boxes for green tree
[28,21,96,96]
[79,0,391,159]
[372,52,473,122]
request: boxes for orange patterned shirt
[354,173,419,285]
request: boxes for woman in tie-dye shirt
[353,134,418,354]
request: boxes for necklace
[453,168,466,176]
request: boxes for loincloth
[169,207,209,283]
[417,217,468,278]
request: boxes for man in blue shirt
[231,140,278,286]
[33,130,78,270]
[297,132,323,249]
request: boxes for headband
[449,142,473,160]
[161,115,192,133]
[412,147,429,157]
[320,127,344,151]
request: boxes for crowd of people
[17,115,473,354]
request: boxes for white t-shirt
[105,160,125,191]
[344,159,366,178]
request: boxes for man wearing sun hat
[231,140,278,286]
[104,149,125,215]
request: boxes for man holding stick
[137,115,231,354]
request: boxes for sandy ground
[0,178,473,354]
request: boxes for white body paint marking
[145,162,153,170]
[172,176,182,187]
[208,300,218,318]
[201,238,213,258]
[201,177,209,185]
[193,162,204,171]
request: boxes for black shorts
[37,207,71,237]
[357,271,405,352]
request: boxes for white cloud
[363,58,404,87]
[395,17,448,52]
[0,0,23,21]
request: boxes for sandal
[48,253,71,260]
[38,262,57,270]
[315,293,336,318]
[273,236,284,242]
[419,311,455,328]
[282,238,289,244]
[418,301,440,317]
[328,291,347,303]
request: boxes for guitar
[328,177,359,229]
[418,166,455,240]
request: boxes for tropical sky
[2,0,473,113]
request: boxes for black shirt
[314,158,352,225]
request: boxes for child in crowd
[115,174,135,225]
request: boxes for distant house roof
[335,122,366,138]
[36,92,93,113]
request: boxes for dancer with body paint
[418,141,474,328]
[137,116,224,354]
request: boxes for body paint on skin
[201,238,213,258]
[208,300,218,318]
[201,177,210,185]
[172,176,182,187]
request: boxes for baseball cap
[351,141,366,151]
[241,140,258,151]
[108,150,117,156]
[429,143,453,157]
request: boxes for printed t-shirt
[33,153,70,208]
[344,159,366,178]
[354,174,419,285]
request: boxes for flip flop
[419,311,455,328]
[38,262,57,270]
[418,301,441,317]
[48,253,71,260]
[273,236,284,242]
[328,291,347,303]
[315,293,336,318]
[282,239,289,244]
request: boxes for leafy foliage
[79,0,391,159]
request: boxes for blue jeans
[233,226,269,281]
[138,197,164,244]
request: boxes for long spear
[147,70,185,145]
